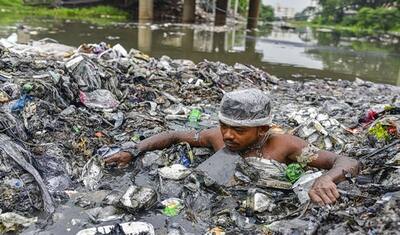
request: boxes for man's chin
[225,144,242,152]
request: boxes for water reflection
[0,17,399,85]
[16,26,30,44]
[138,25,152,53]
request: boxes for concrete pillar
[139,0,153,21]
[212,0,216,19]
[183,0,196,23]
[233,0,239,18]
[247,0,261,29]
[215,0,228,26]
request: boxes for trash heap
[0,38,400,234]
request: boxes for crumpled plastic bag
[79,89,119,111]
[0,212,37,233]
[66,55,102,91]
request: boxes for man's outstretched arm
[104,127,223,167]
[306,150,360,205]
[287,135,360,205]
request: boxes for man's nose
[223,129,234,140]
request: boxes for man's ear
[258,125,270,136]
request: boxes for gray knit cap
[218,88,272,127]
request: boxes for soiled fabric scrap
[296,144,319,165]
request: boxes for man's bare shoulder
[268,133,307,151]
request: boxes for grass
[0,0,129,25]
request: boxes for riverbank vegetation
[296,0,400,34]
[236,0,274,22]
[0,0,128,24]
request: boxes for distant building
[294,0,321,22]
[274,4,296,19]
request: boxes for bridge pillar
[233,0,239,18]
[247,0,260,29]
[215,0,228,26]
[183,0,196,23]
[139,0,153,21]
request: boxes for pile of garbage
[0,37,399,234]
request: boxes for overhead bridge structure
[138,0,261,29]
[24,0,262,28]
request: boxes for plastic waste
[119,185,157,212]
[206,227,225,235]
[0,90,9,103]
[22,83,33,93]
[188,108,202,127]
[177,143,193,167]
[112,43,128,57]
[179,152,191,167]
[368,118,399,142]
[85,206,123,223]
[285,163,305,183]
[4,178,24,189]
[266,218,318,234]
[0,134,54,214]
[161,198,184,217]
[97,146,121,159]
[76,221,155,235]
[79,89,119,111]
[72,125,81,134]
[11,94,31,112]
[159,164,191,180]
[245,189,275,216]
[0,212,37,233]
[1,38,400,234]
[80,156,104,190]
[112,111,124,129]
[292,171,323,204]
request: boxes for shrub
[356,7,400,31]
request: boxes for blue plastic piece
[11,94,32,112]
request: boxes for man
[105,88,359,205]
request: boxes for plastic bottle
[188,108,202,128]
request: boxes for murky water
[0,17,399,85]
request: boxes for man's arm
[136,128,222,153]
[286,135,360,205]
[105,127,223,166]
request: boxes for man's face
[219,121,261,152]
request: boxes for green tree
[259,4,274,22]
[356,7,400,31]
[317,0,346,23]
[226,0,248,16]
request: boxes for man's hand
[104,151,133,168]
[308,175,340,205]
